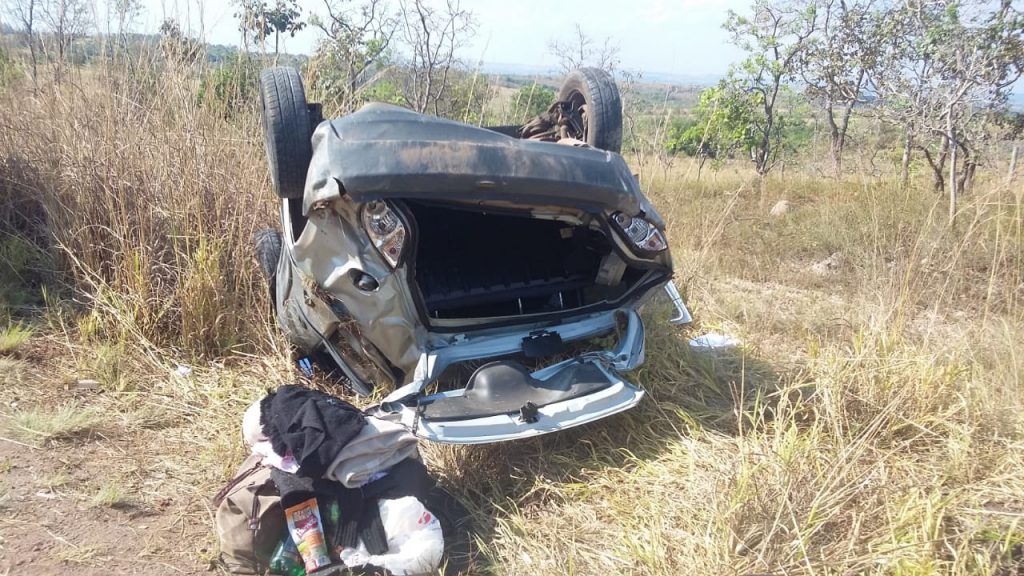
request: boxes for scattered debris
[769,199,791,217]
[69,379,99,392]
[689,333,739,350]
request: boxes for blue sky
[138,0,749,77]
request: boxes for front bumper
[377,308,656,444]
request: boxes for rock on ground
[770,200,791,217]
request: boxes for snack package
[284,498,332,572]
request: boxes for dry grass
[11,402,105,442]
[0,53,1022,575]
[0,57,274,357]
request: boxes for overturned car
[254,67,691,445]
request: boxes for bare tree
[310,0,398,111]
[39,0,91,75]
[110,0,141,46]
[4,0,40,86]
[396,0,475,114]
[548,24,620,74]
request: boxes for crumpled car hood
[306,103,650,216]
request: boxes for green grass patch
[90,481,126,508]
[0,322,31,354]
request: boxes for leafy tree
[0,46,22,91]
[358,79,404,105]
[798,0,878,177]
[724,0,818,176]
[509,83,555,124]
[664,85,759,176]
[436,69,492,124]
[308,0,397,114]
[159,19,201,64]
[235,0,306,55]
[871,0,1023,219]
[198,55,261,115]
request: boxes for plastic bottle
[268,536,306,576]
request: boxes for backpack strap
[212,460,266,508]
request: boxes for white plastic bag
[339,496,444,576]
[689,332,739,350]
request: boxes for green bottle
[268,536,306,576]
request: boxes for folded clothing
[259,385,366,478]
[326,416,420,488]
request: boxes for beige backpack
[213,454,286,574]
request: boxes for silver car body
[274,104,690,444]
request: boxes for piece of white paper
[689,333,739,350]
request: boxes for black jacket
[260,385,366,478]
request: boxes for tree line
[665,0,1022,218]
[4,0,1020,217]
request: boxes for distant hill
[479,61,721,88]
[0,29,305,68]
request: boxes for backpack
[213,454,287,574]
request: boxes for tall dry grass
[1,51,1023,575]
[0,53,274,356]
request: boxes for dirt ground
[0,343,234,575]
[0,438,206,575]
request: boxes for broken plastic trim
[664,281,693,325]
[404,362,644,444]
[382,309,647,405]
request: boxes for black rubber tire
[421,487,476,576]
[254,228,281,312]
[259,67,313,199]
[557,67,623,152]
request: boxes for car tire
[254,228,281,312]
[259,67,313,199]
[557,67,623,152]
[421,486,476,575]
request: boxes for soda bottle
[268,536,305,576]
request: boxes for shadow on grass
[428,311,792,573]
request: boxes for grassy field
[1,60,1023,575]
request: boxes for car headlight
[611,212,668,255]
[361,200,407,267]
